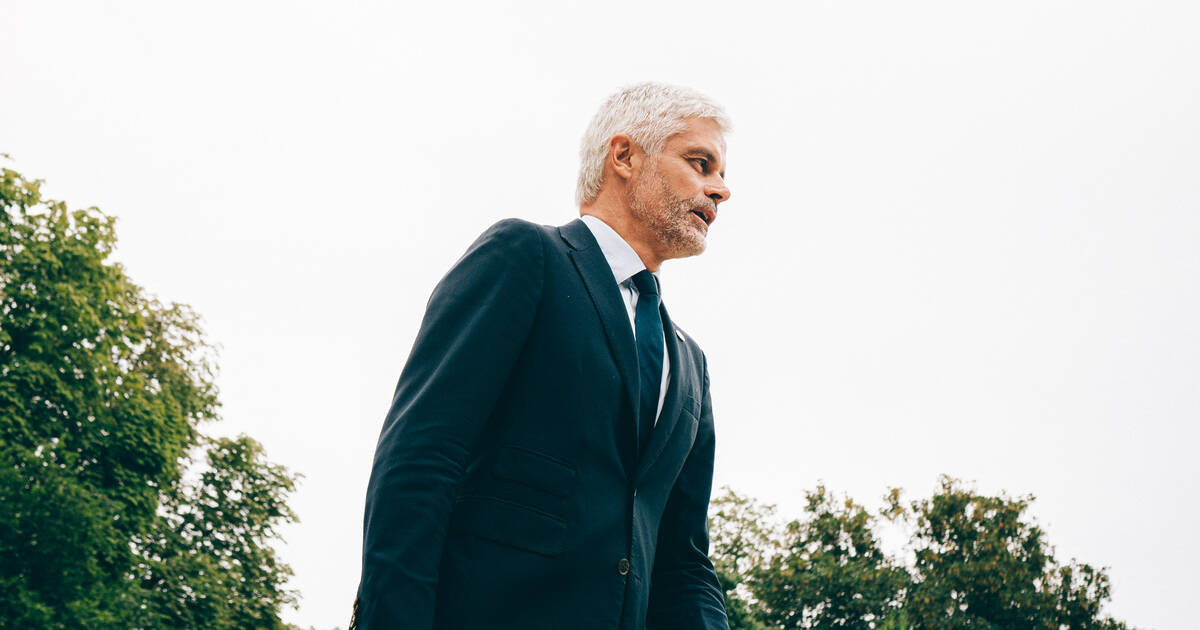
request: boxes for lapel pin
[675,329,685,341]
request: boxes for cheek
[675,175,706,200]
[662,175,694,201]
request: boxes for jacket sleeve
[645,354,731,630]
[353,219,545,629]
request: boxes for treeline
[707,479,1135,630]
[0,161,300,628]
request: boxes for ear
[607,134,639,183]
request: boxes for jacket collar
[578,214,646,286]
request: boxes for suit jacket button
[617,558,631,575]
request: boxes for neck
[580,194,662,272]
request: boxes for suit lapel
[560,219,697,482]
[634,303,694,483]
[560,220,639,442]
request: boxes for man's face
[626,117,731,263]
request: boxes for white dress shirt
[580,214,670,424]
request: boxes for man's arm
[354,219,545,630]
[645,355,730,630]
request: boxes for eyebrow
[684,148,725,178]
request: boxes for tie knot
[631,269,659,297]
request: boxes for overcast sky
[3,1,1198,628]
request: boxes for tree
[753,486,909,630]
[709,479,1138,630]
[891,476,1132,630]
[709,487,780,630]
[0,159,299,629]
[135,436,299,629]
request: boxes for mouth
[689,206,716,228]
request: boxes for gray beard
[627,169,708,260]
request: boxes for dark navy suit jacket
[353,218,729,630]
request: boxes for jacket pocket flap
[493,446,576,497]
[450,495,566,557]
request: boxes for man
[353,82,733,630]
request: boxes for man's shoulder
[481,217,569,235]
[459,218,551,259]
[478,217,546,240]
[472,218,569,253]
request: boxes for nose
[705,178,731,205]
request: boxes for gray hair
[575,82,731,206]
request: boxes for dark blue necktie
[631,269,664,454]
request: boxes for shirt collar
[579,214,654,286]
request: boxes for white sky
[3,1,1197,628]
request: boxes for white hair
[575,82,732,206]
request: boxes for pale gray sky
[3,1,1197,628]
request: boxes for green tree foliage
[709,488,779,630]
[894,476,1130,630]
[135,436,299,629]
[708,479,1135,630]
[0,160,299,629]
[755,486,909,630]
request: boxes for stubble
[627,161,711,260]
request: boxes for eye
[691,157,708,173]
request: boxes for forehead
[664,117,727,161]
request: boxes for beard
[626,163,714,261]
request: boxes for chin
[668,233,707,260]
[686,222,710,253]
